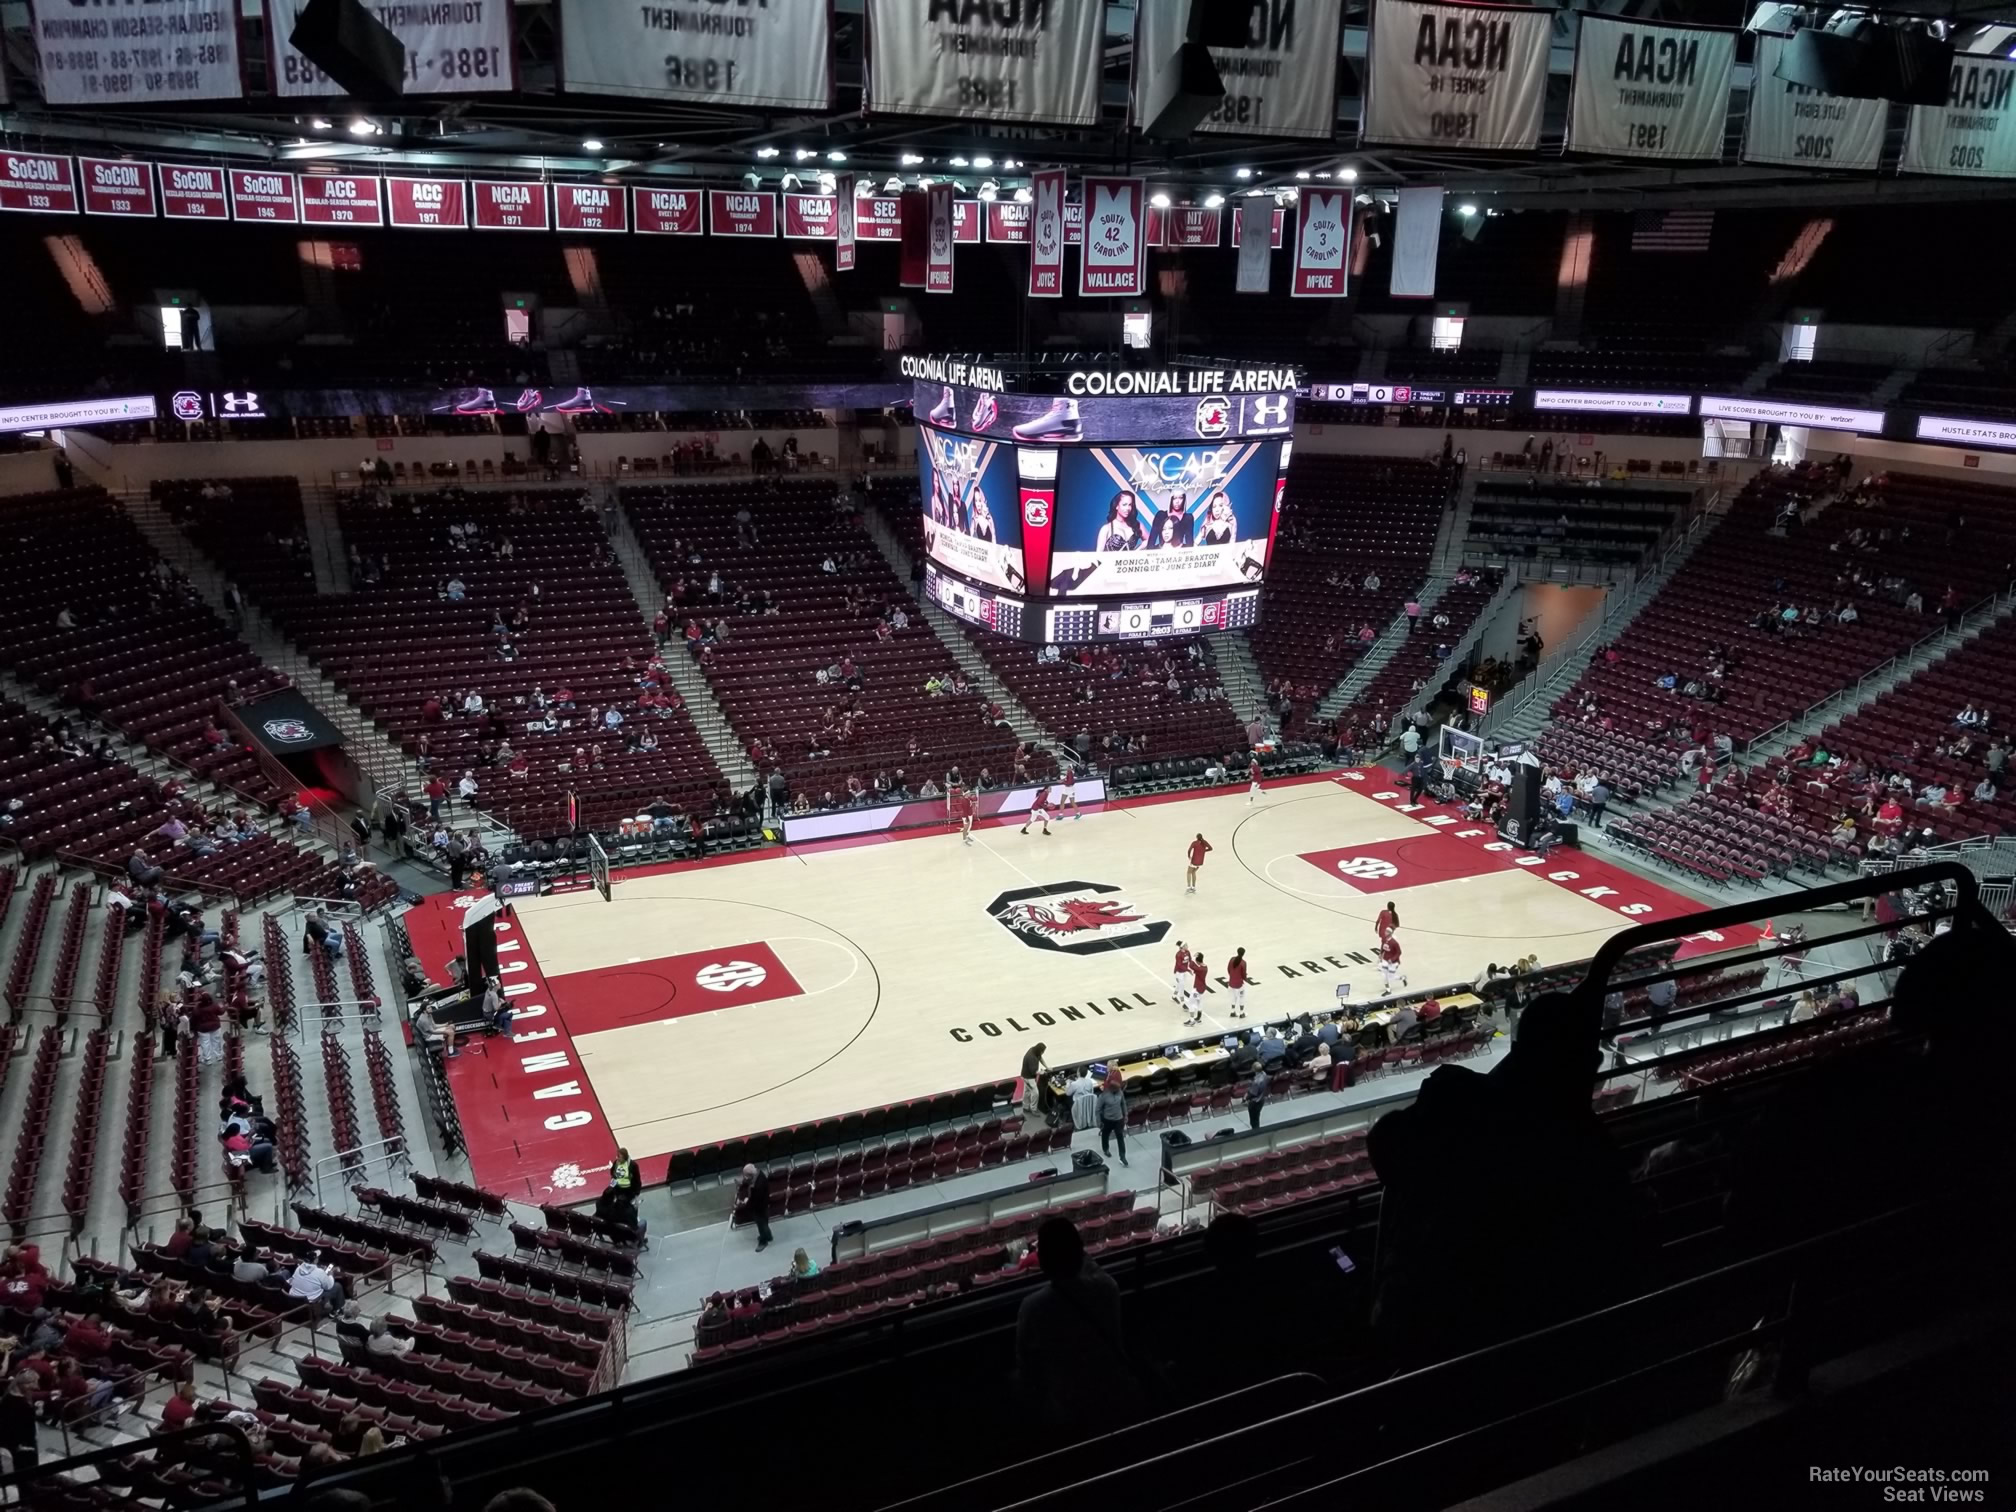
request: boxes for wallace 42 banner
[561,0,831,108]
[1567,16,1736,161]
[865,0,1105,126]
[1079,176,1147,297]
[1361,0,1553,151]
[1291,189,1352,297]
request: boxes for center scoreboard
[907,355,1297,644]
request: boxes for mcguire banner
[865,0,1105,126]
[1568,17,1736,161]
[1361,0,1553,151]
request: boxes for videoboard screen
[1045,440,1283,597]
[919,425,1027,594]
[912,379,1292,445]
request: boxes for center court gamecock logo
[695,959,768,993]
[1194,398,1230,439]
[262,718,312,743]
[988,880,1171,956]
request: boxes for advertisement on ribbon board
[1567,17,1736,160]
[1699,395,1885,433]
[1533,390,1693,415]
[1741,36,1887,171]
[834,173,856,270]
[1290,189,1352,297]
[268,0,514,95]
[79,159,156,218]
[1362,0,1553,151]
[159,163,228,219]
[300,173,385,226]
[560,0,831,108]
[1916,415,2016,451]
[34,0,244,105]
[925,182,955,294]
[1900,58,2016,179]
[387,177,467,228]
[706,189,776,237]
[634,186,702,235]
[554,183,625,232]
[228,168,299,222]
[472,180,548,230]
[1079,176,1146,298]
[864,0,1105,126]
[782,192,837,240]
[0,394,157,435]
[0,153,80,215]
[1029,169,1067,298]
[1230,205,1286,249]
[1133,0,1343,139]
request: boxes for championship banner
[1568,17,1735,160]
[1741,36,1887,171]
[707,189,777,237]
[228,168,300,223]
[159,163,229,219]
[834,174,857,270]
[1901,58,2016,179]
[857,194,904,241]
[925,183,955,294]
[0,153,79,215]
[1290,189,1351,297]
[1390,185,1444,298]
[80,159,156,218]
[986,200,1032,243]
[1236,197,1272,293]
[472,180,548,230]
[300,173,385,226]
[1079,176,1146,297]
[34,0,245,104]
[1063,202,1085,244]
[634,187,702,235]
[783,192,837,240]
[1362,0,1553,150]
[268,0,514,95]
[1028,169,1066,297]
[899,188,928,288]
[864,0,1104,126]
[1133,0,1343,140]
[560,0,831,108]
[1163,206,1223,248]
[554,183,625,232]
[1230,205,1286,249]
[387,177,467,228]
[951,200,982,244]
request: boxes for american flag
[1630,208,1715,253]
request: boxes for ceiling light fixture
[1294,170,1310,179]
[827,150,847,163]
[1203,192,1224,208]
[1014,185,1032,203]
[755,146,780,159]
[793,148,816,162]
[743,171,762,189]
[348,119,377,135]
[949,155,969,167]
[900,152,924,167]
[311,118,332,130]
[972,155,993,169]
[1340,166,1359,182]
[979,180,998,201]
[884,176,904,193]
[1235,167,1253,179]
[1245,187,1265,197]
[1456,202,1478,216]
[581,138,604,152]
[1149,191,1171,208]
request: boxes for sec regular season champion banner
[1029,168,1067,298]
[865,0,1104,126]
[561,0,831,108]
[1291,189,1352,297]
[33,0,244,104]
[267,0,514,95]
[1900,57,2016,179]
[1568,16,1735,161]
[1079,176,1146,298]
[1741,36,1886,171]
[1133,0,1342,140]
[1362,0,1552,151]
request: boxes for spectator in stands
[127,849,165,889]
[304,909,342,961]
[164,1217,195,1258]
[413,1004,457,1060]
[288,1258,344,1317]
[0,1369,39,1478]
[365,1316,413,1359]
[1245,1065,1269,1131]
[160,1378,199,1432]
[1020,1042,1050,1117]
[737,1163,773,1253]
[1014,1218,1123,1432]
[1096,1076,1129,1167]
[445,575,467,602]
[789,1249,818,1281]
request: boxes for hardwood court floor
[502,772,1718,1165]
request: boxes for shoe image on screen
[928,386,956,426]
[1012,397,1082,442]
[971,392,999,432]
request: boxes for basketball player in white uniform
[1171,940,1192,1008]
[1055,769,1079,821]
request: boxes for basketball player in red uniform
[1185,833,1212,893]
[1378,933,1408,991]
[1055,765,1080,821]
[1247,757,1264,804]
[1171,940,1192,1008]
[1226,947,1251,1019]
[1019,793,1051,836]
[1185,951,1210,1025]
[1375,901,1400,952]
[953,786,977,845]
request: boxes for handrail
[51,848,241,907]
[1,1421,259,1501]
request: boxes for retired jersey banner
[783,192,837,239]
[159,163,229,219]
[300,173,385,226]
[865,0,1104,126]
[1741,36,1887,171]
[1901,58,2016,179]
[472,180,548,230]
[560,0,830,107]
[1290,189,1351,297]
[708,189,777,236]
[268,0,514,95]
[79,159,156,218]
[1079,176,1146,297]
[925,182,955,293]
[1236,196,1272,293]
[387,177,466,228]
[1028,168,1067,297]
[0,153,79,215]
[228,168,299,223]
[1362,0,1552,151]
[555,182,625,232]
[834,174,857,270]
[1390,185,1444,298]
[899,187,928,288]
[634,186,702,235]
[35,0,245,105]
[1568,17,1735,160]
[1133,0,1343,140]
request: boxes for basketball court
[405,770,1751,1202]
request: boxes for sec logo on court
[988,880,1171,956]
[695,959,769,992]
[1334,856,1400,881]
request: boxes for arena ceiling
[2,0,2013,211]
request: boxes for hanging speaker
[1140,41,1227,139]
[1191,0,1257,48]
[1773,19,1951,104]
[288,0,407,101]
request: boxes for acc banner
[35,0,244,104]
[1568,17,1735,160]
[1133,0,1342,140]
[1900,58,2016,179]
[1741,37,1886,172]
[1079,176,1146,297]
[388,177,467,227]
[1029,169,1067,297]
[300,174,385,226]
[1362,0,1552,151]
[1290,190,1351,298]
[834,174,857,270]
[561,0,830,107]
[865,0,1104,126]
[268,0,514,95]
[925,183,955,293]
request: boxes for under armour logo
[219,391,260,414]
[1252,395,1289,426]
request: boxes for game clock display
[924,564,1026,638]
[1047,589,1260,644]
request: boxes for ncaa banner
[783,192,838,240]
[1901,58,2016,179]
[561,0,830,108]
[34,0,244,104]
[1291,190,1351,297]
[635,187,703,235]
[1390,185,1443,298]
[835,173,857,270]
[952,199,983,243]
[1133,0,1343,140]
[1741,37,1886,171]
[707,190,776,237]
[925,182,956,293]
[1029,168,1067,298]
[1236,197,1273,293]
[865,0,1104,126]
[1362,0,1552,151]
[268,0,515,95]
[1079,176,1146,297]
[986,199,1032,242]
[1568,17,1735,161]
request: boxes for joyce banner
[1079,176,1147,298]
[1290,189,1352,297]
[1568,17,1736,160]
[1900,57,2016,179]
[925,182,955,294]
[80,159,156,218]
[33,0,244,105]
[388,177,467,228]
[1741,36,1887,171]
[1029,168,1067,298]
[560,0,830,108]
[634,186,702,235]
[865,0,1104,126]
[267,0,515,95]
[1361,0,1552,151]
[1133,0,1343,139]
[834,173,857,270]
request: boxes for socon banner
[34,0,245,104]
